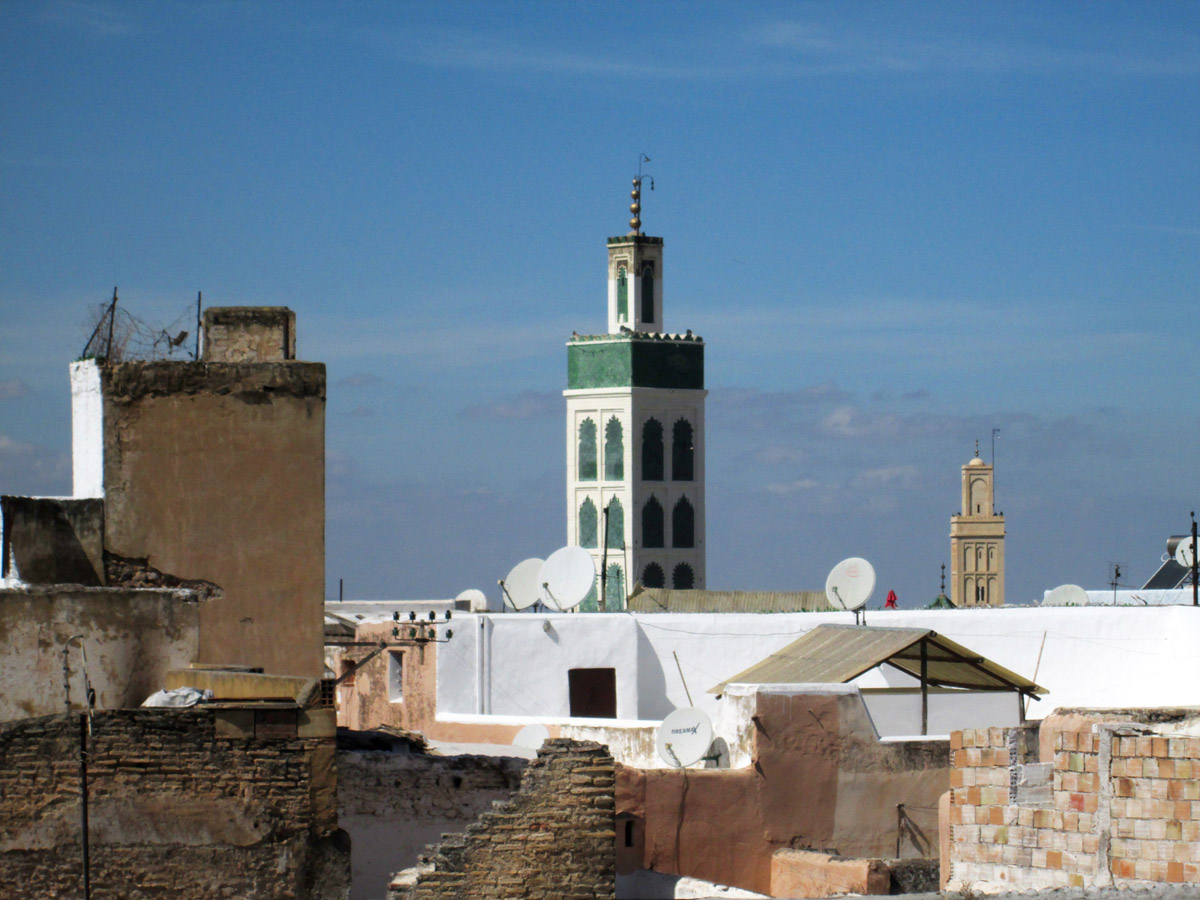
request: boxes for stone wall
[1,496,105,585]
[389,739,615,900]
[202,306,296,362]
[0,585,201,722]
[0,708,347,899]
[947,711,1200,891]
[339,747,526,900]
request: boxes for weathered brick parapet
[947,715,1200,892]
[0,708,347,899]
[389,738,616,900]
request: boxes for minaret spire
[629,154,653,236]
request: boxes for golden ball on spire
[630,216,641,231]
[630,202,640,215]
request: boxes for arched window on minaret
[672,419,694,481]
[578,419,597,481]
[604,417,624,480]
[606,497,625,549]
[617,266,628,322]
[605,564,625,610]
[642,562,665,589]
[641,264,654,325]
[641,419,664,481]
[579,497,598,549]
[672,497,694,548]
[642,497,664,548]
[672,563,695,590]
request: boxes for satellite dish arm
[497,579,518,611]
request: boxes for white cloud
[766,478,819,496]
[0,380,30,401]
[854,465,919,488]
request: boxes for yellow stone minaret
[949,442,1006,607]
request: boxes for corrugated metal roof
[626,588,834,614]
[710,624,1046,696]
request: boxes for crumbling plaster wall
[0,708,347,899]
[95,359,325,677]
[618,687,948,896]
[339,749,526,900]
[0,585,201,722]
[1,496,105,585]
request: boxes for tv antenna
[825,557,876,625]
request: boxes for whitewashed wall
[70,361,103,498]
[436,605,1200,739]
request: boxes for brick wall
[389,739,615,900]
[0,709,347,899]
[339,748,526,900]
[948,717,1200,891]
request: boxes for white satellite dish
[825,557,876,611]
[456,588,490,612]
[1043,584,1089,607]
[501,558,544,611]
[538,546,596,611]
[513,723,550,750]
[656,707,714,768]
[1175,538,1196,569]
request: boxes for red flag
[884,590,897,609]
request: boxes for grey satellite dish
[1043,584,1089,607]
[656,707,714,768]
[501,558,544,611]
[538,546,595,611]
[825,557,876,611]
[1175,538,1196,569]
[513,723,550,750]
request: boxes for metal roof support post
[1017,690,1026,724]
[920,639,928,736]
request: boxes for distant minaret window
[578,419,598,481]
[642,562,665,589]
[579,498,598,549]
[642,497,665,548]
[605,564,625,609]
[672,419,694,481]
[672,563,695,590]
[672,497,695,549]
[641,265,654,325]
[617,267,628,322]
[604,417,624,481]
[641,419,664,481]
[606,498,625,549]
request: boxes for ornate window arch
[672,563,695,590]
[617,266,628,321]
[604,417,624,481]
[642,497,664,548]
[606,497,625,550]
[641,418,664,481]
[672,419,694,481]
[578,497,598,549]
[641,264,654,323]
[672,497,694,548]
[605,564,625,610]
[642,562,665,589]
[578,419,597,481]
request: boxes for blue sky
[2,2,1197,607]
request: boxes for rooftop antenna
[629,154,654,236]
[991,428,1000,507]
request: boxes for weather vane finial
[629,154,654,236]
[974,439,980,458]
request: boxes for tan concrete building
[70,307,326,677]
[949,447,1005,607]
